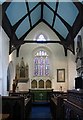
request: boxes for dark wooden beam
[44,2,55,13]
[64,47,67,56]
[52,1,59,27]
[19,19,42,41]
[28,2,41,14]
[42,19,65,42]
[41,2,43,20]
[2,2,11,12]
[57,14,71,32]
[25,1,32,27]
[24,40,61,44]
[16,46,20,57]
[13,13,29,32]
[66,2,83,54]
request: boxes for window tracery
[34,50,50,76]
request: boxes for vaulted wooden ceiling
[1,0,83,54]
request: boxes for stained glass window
[34,50,50,76]
[37,34,46,41]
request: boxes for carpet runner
[28,102,53,120]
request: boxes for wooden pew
[0,113,10,120]
[9,91,32,119]
[1,96,25,120]
[50,91,67,120]
[64,89,83,120]
[1,92,32,120]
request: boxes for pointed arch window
[36,34,47,41]
[34,50,50,76]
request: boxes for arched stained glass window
[37,34,46,41]
[34,50,50,76]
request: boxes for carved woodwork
[2,92,32,120]
[15,57,29,82]
[64,90,83,120]
[76,35,83,76]
[50,91,67,120]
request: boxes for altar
[29,89,53,102]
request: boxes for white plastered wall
[7,22,78,92]
[13,22,77,91]
[0,26,9,95]
[67,51,77,90]
[0,26,2,95]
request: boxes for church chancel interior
[0,1,83,120]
